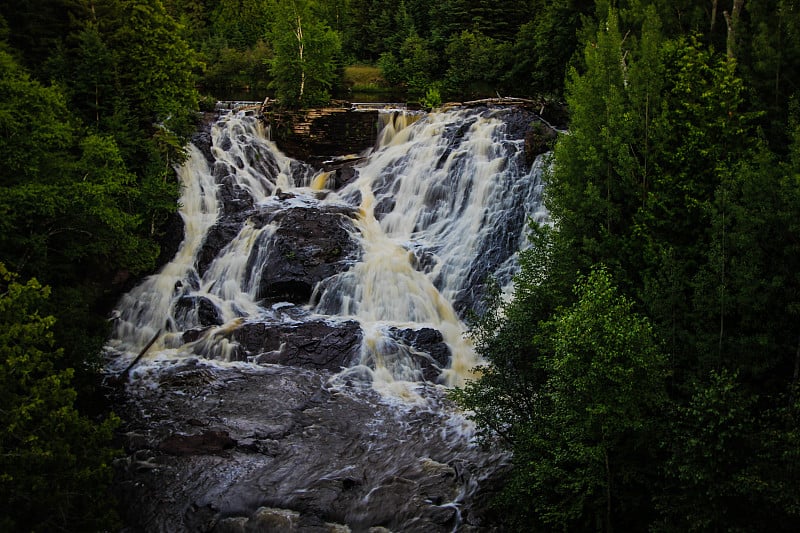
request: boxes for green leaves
[0,263,120,532]
[110,0,200,136]
[654,369,800,531]
[0,49,74,186]
[454,5,800,528]
[268,0,341,107]
[525,267,668,531]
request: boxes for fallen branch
[121,329,162,381]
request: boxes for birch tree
[268,0,340,107]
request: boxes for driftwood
[121,329,162,381]
[458,97,542,108]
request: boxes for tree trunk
[605,448,613,533]
[294,15,305,101]
[724,0,745,60]
[711,0,719,33]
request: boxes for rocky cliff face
[267,107,382,167]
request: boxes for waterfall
[108,106,549,531]
[108,107,547,391]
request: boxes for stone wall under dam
[264,107,393,167]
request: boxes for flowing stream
[107,106,548,531]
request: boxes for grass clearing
[343,64,387,91]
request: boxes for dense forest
[1,0,799,530]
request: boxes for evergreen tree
[506,0,593,97]
[210,0,272,51]
[454,3,800,528]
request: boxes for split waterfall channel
[106,106,549,532]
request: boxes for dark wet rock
[388,327,451,382]
[332,165,358,190]
[155,210,185,271]
[198,200,360,291]
[197,298,224,326]
[175,296,224,328]
[248,205,360,304]
[274,189,296,201]
[373,196,396,219]
[159,430,237,456]
[473,106,558,164]
[212,160,231,180]
[114,363,510,533]
[497,106,539,141]
[524,121,558,163]
[218,174,255,215]
[232,319,362,372]
[218,132,233,152]
[191,126,215,166]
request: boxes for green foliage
[0,263,120,532]
[421,83,442,109]
[547,6,637,284]
[398,32,439,97]
[376,31,440,99]
[109,0,200,140]
[342,0,418,62]
[443,30,505,97]
[656,370,800,530]
[456,265,668,530]
[452,224,568,446]
[210,0,273,51]
[507,0,593,97]
[0,49,159,284]
[377,51,404,87]
[0,49,73,186]
[456,2,800,529]
[429,0,530,44]
[526,268,667,530]
[202,40,273,93]
[0,46,173,398]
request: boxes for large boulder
[247,203,361,304]
[524,121,558,163]
[231,319,363,372]
[174,296,225,329]
[387,327,452,383]
[196,200,360,294]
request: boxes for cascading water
[107,105,549,532]
[317,108,548,388]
